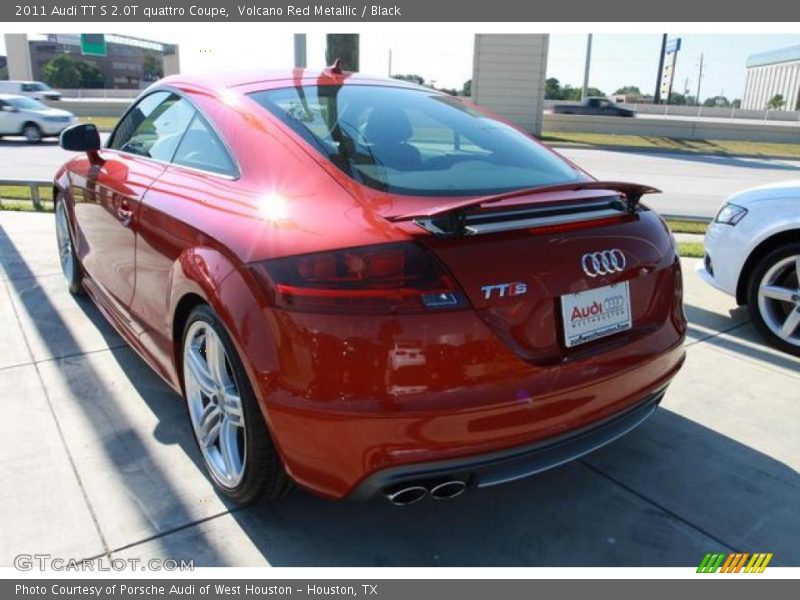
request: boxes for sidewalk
[1,211,798,567]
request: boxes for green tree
[545,77,562,99]
[585,86,606,98]
[668,92,687,105]
[766,94,785,110]
[76,62,104,88]
[325,34,359,72]
[392,74,425,85]
[462,79,471,97]
[613,85,642,96]
[704,95,731,108]
[42,53,83,88]
[142,52,163,81]
[561,85,581,101]
[0,65,8,81]
[42,53,104,88]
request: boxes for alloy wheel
[183,321,247,488]
[756,254,800,348]
[55,200,74,281]
[24,124,42,143]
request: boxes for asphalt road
[556,146,800,218]
[543,109,800,128]
[2,137,799,218]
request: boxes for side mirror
[60,123,101,152]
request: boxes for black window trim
[106,85,241,181]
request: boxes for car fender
[734,202,800,302]
[165,247,280,415]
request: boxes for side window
[404,108,454,158]
[110,91,170,150]
[399,107,490,161]
[109,92,195,162]
[172,114,237,176]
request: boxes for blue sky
[168,31,800,102]
[3,32,799,102]
[548,34,800,100]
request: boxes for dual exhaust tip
[384,479,467,506]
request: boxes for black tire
[55,194,84,295]
[23,123,42,144]
[746,242,800,357]
[181,304,293,504]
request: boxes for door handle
[117,199,133,226]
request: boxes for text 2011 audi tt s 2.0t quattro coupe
[54,66,686,506]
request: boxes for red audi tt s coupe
[54,67,686,505]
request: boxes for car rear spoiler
[386,181,660,227]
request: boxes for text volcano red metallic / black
[53,67,686,505]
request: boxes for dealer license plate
[560,282,632,348]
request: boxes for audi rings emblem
[581,249,626,277]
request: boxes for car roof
[155,68,430,96]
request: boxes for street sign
[659,38,681,99]
[666,37,682,54]
[80,34,107,57]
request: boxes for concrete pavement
[0,211,798,567]
[3,138,800,219]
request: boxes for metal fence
[543,99,800,122]
[55,88,142,99]
[0,179,53,211]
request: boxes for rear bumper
[264,335,685,500]
[349,385,666,500]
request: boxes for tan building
[471,34,549,135]
[742,45,800,111]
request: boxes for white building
[742,45,800,111]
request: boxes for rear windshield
[249,85,581,197]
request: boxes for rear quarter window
[172,114,237,177]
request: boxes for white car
[0,80,62,101]
[0,94,77,143]
[698,180,800,356]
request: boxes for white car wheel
[23,124,42,143]
[748,243,800,356]
[55,196,83,295]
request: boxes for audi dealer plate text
[561,282,632,348]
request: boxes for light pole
[654,34,667,104]
[293,34,306,69]
[581,34,593,101]
[695,53,704,106]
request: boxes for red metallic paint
[55,70,686,500]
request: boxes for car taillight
[250,242,468,314]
